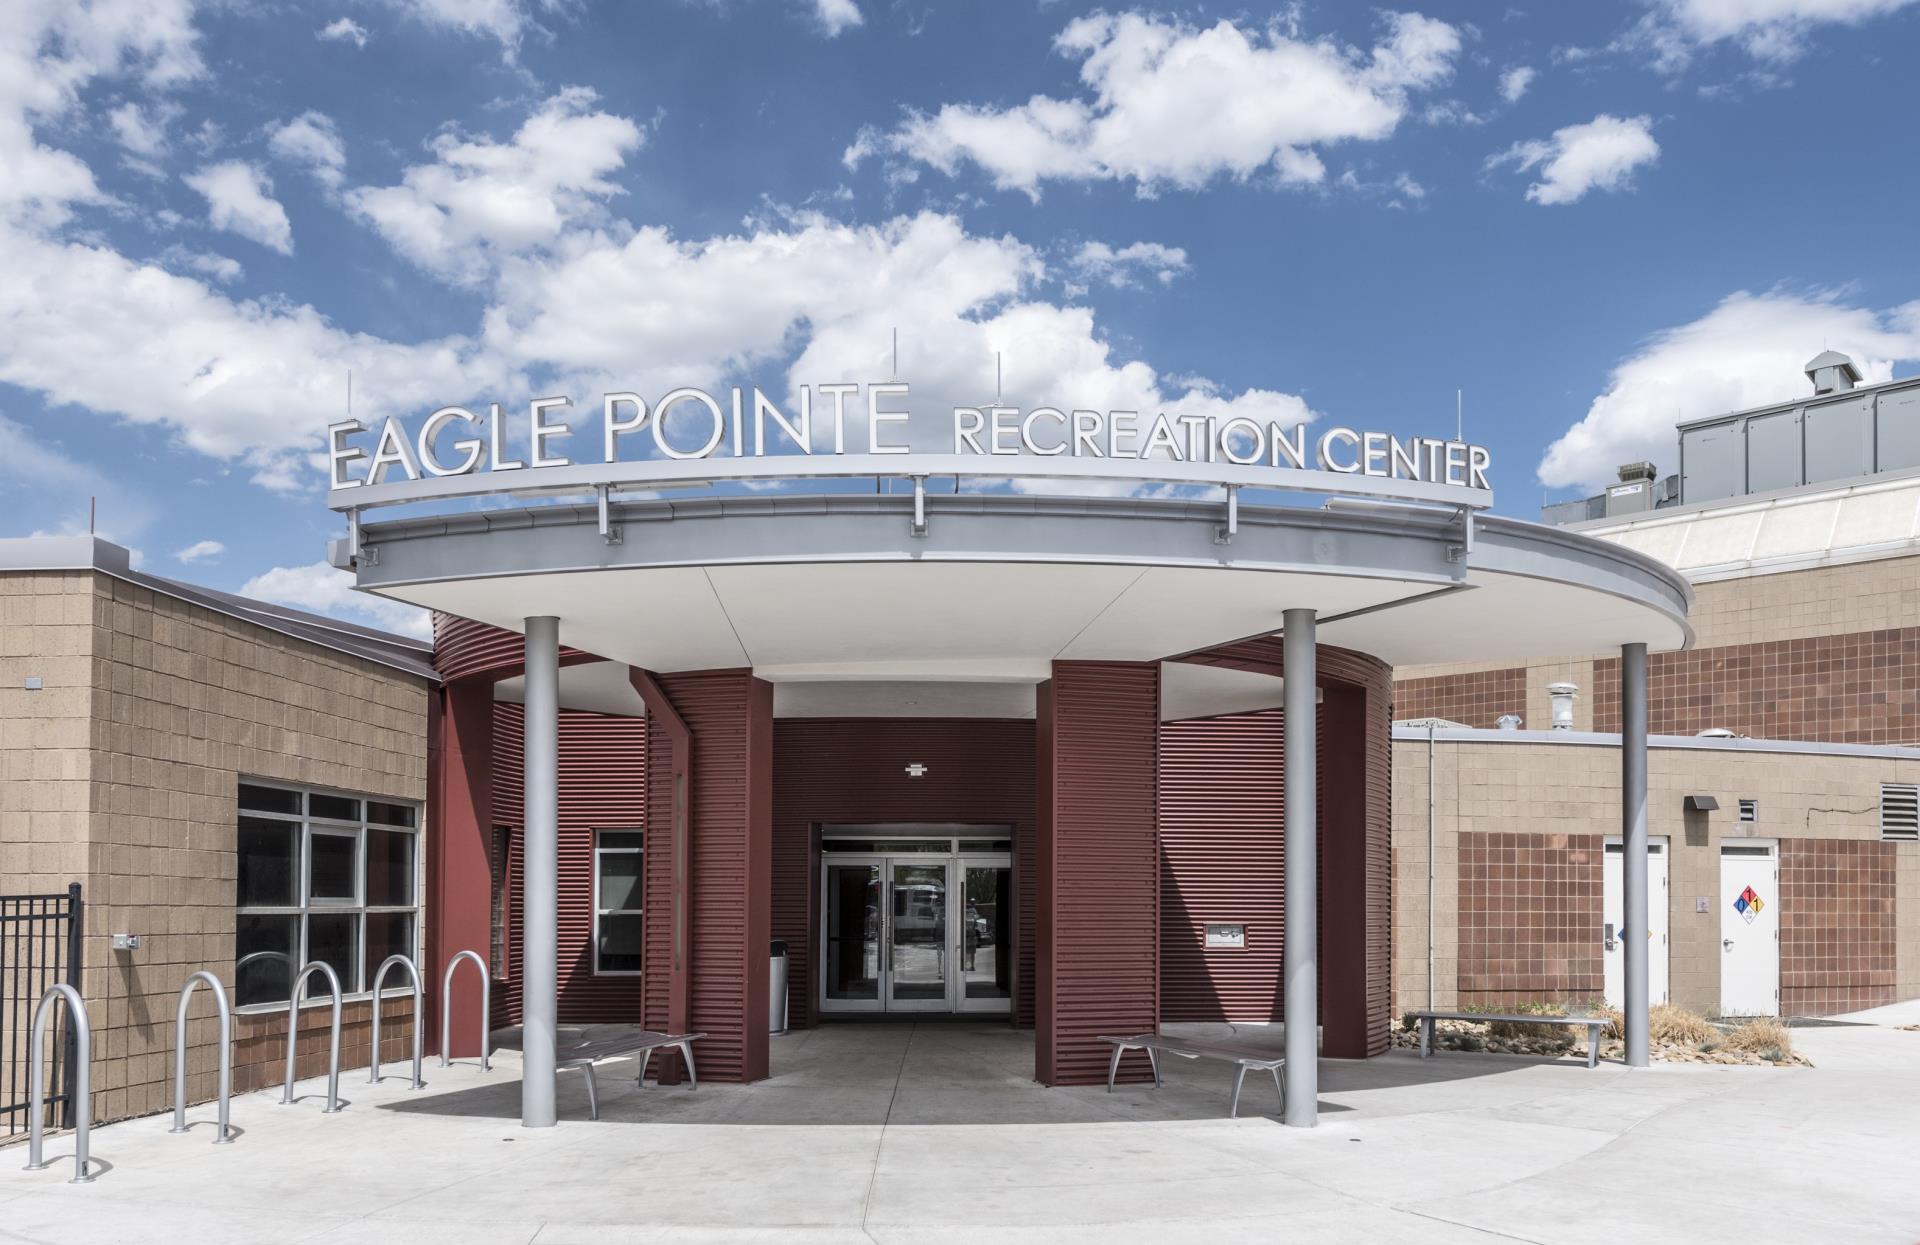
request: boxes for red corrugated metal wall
[1164,639,1394,1058]
[1036,661,1160,1086]
[1158,710,1286,1022]
[433,613,595,683]
[488,701,649,1029]
[769,719,1037,1029]
[639,670,772,1084]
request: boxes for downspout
[1427,721,1436,1012]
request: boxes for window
[1883,784,1920,842]
[234,781,420,1008]
[1739,799,1759,824]
[593,830,644,975]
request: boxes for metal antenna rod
[996,352,1003,402]
[892,327,898,379]
[1456,389,1462,441]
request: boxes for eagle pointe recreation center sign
[324,379,1494,512]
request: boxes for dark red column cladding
[637,669,773,1084]
[426,680,497,1058]
[1036,661,1160,1086]
[1166,639,1393,1059]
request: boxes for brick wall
[1593,629,1920,744]
[1779,838,1897,1016]
[1395,667,1526,728]
[1456,832,1604,1006]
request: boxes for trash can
[769,939,789,1035]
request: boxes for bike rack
[24,983,94,1184]
[368,954,426,1089]
[169,971,233,1144]
[439,949,492,1071]
[280,961,345,1113]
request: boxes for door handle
[1722,939,1734,950]
[1604,922,1615,951]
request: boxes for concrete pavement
[4,1019,1919,1243]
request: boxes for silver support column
[1282,608,1318,1127]
[522,616,560,1127]
[1621,642,1650,1068]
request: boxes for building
[1397,351,1920,1021]
[318,392,1689,1129]
[0,536,433,1136]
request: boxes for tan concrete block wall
[1393,737,1920,1018]
[82,575,430,1124]
[2,568,431,1129]
[1,572,98,1137]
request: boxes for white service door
[1604,838,1669,1009]
[1719,843,1780,1017]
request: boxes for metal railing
[169,972,232,1144]
[439,950,492,1071]
[368,955,425,1089]
[2,884,82,1138]
[280,962,344,1113]
[22,983,92,1184]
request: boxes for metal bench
[1409,1010,1609,1068]
[1098,1033,1286,1119]
[557,1030,705,1120]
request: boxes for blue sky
[3,0,1919,636]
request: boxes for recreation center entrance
[819,826,1015,1016]
[323,379,1692,1128]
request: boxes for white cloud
[158,245,242,283]
[1487,113,1658,205]
[1067,240,1189,288]
[317,17,371,47]
[1539,290,1920,492]
[844,10,1461,198]
[481,210,1313,459]
[0,221,511,487]
[269,111,347,189]
[1636,0,1918,64]
[813,0,863,36]
[383,0,530,54]
[346,87,642,285]
[1499,65,1537,101]
[184,161,294,253]
[0,0,202,226]
[241,561,434,640]
[174,538,225,563]
[107,100,178,160]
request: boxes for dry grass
[1650,1006,1719,1045]
[1592,1005,1719,1045]
[1722,1015,1794,1057]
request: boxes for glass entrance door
[886,862,950,1011]
[816,835,1014,1016]
[820,861,881,1011]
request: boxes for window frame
[234,778,422,1013]
[591,828,645,977]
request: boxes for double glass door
[820,852,1012,1015]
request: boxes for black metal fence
[1,884,84,1138]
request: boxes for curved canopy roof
[338,491,1692,681]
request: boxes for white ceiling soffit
[382,562,1430,679]
[495,660,647,718]
[1159,662,1295,721]
[773,680,1038,719]
[1318,569,1689,666]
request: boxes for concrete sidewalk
[4,1020,1919,1243]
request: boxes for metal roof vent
[1805,350,1861,395]
[1496,713,1522,731]
[1697,727,1737,738]
[1617,461,1657,484]
[1545,682,1577,730]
